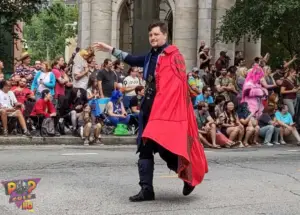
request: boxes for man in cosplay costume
[93,22,208,202]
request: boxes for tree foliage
[23,0,78,62]
[0,0,43,72]
[217,0,300,67]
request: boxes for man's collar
[151,43,168,53]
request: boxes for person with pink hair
[241,59,268,118]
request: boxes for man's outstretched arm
[93,42,145,67]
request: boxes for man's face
[240,60,245,67]
[0,61,4,69]
[105,61,113,70]
[148,26,167,48]
[131,67,138,77]
[35,61,41,70]
[19,78,27,87]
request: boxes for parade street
[0,145,299,215]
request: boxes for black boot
[129,159,155,202]
[183,181,195,196]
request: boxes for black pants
[139,139,179,173]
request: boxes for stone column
[197,0,215,66]
[244,38,261,67]
[77,0,91,49]
[173,0,198,71]
[132,0,160,55]
[90,0,112,64]
[214,0,235,65]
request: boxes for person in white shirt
[123,67,140,108]
[0,80,31,137]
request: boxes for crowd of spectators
[0,41,299,148]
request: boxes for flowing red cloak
[142,45,208,186]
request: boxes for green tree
[23,0,78,62]
[217,0,300,67]
[0,0,43,73]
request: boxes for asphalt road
[0,144,299,215]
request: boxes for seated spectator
[258,106,280,146]
[275,104,300,145]
[237,102,260,147]
[31,61,56,99]
[195,102,221,149]
[123,67,140,108]
[214,95,226,119]
[129,86,144,116]
[11,78,35,104]
[106,90,130,126]
[30,89,60,136]
[194,86,214,107]
[215,67,236,101]
[137,68,146,87]
[77,104,102,146]
[0,80,31,137]
[217,101,244,147]
[87,78,100,100]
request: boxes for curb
[0,135,137,145]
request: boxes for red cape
[142,45,208,186]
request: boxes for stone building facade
[78,0,261,70]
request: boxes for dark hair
[278,104,288,112]
[254,57,260,63]
[215,95,225,105]
[0,80,9,89]
[61,63,67,71]
[135,85,144,95]
[197,101,207,110]
[148,21,168,34]
[87,77,97,89]
[263,106,275,115]
[128,67,136,75]
[52,56,64,68]
[202,86,211,93]
[41,89,50,99]
[223,101,237,124]
[103,58,112,66]
[113,60,121,70]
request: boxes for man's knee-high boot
[129,159,155,202]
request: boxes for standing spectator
[72,49,93,91]
[199,46,211,70]
[281,68,299,117]
[88,57,99,81]
[32,61,42,78]
[52,56,68,105]
[234,51,243,66]
[31,61,56,99]
[11,78,35,104]
[137,68,146,86]
[113,60,126,87]
[97,59,116,98]
[0,80,31,136]
[123,67,140,108]
[0,60,4,81]
[14,52,35,86]
[215,51,230,72]
[198,40,205,54]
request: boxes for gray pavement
[0,144,299,215]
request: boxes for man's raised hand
[93,42,113,53]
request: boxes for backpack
[41,118,55,137]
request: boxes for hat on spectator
[19,52,30,61]
[192,67,199,73]
[41,89,50,99]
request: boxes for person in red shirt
[11,78,35,104]
[52,56,70,105]
[31,89,56,118]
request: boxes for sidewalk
[0,135,137,145]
